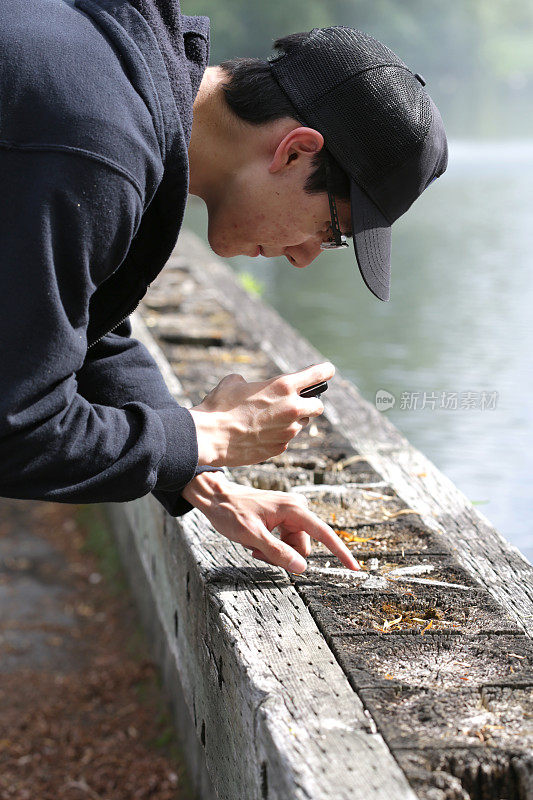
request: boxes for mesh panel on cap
[270,27,407,112]
[308,67,431,192]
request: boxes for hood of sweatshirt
[71,0,210,345]
[125,0,209,131]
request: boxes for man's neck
[188,67,303,210]
[188,67,240,204]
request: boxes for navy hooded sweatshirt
[0,0,212,515]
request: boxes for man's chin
[207,236,232,258]
[208,238,248,259]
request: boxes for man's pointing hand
[182,471,360,573]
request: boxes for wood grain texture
[113,231,532,800]
[131,313,191,408]
[111,493,416,800]
[173,231,533,637]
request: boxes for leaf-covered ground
[0,498,193,800]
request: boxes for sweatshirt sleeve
[0,147,198,504]
[76,318,211,516]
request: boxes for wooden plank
[118,232,532,800]
[131,313,191,407]
[110,490,417,800]
[173,231,533,637]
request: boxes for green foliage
[182,0,533,135]
[237,271,265,297]
[76,505,127,595]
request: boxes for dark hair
[220,33,350,200]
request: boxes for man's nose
[284,238,323,269]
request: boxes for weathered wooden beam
[107,486,416,800]
[106,230,532,800]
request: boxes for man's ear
[269,127,324,174]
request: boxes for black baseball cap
[268,27,448,301]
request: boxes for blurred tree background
[182,0,533,137]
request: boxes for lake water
[183,141,533,564]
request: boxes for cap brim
[350,179,391,301]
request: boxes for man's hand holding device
[189,363,334,467]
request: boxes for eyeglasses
[320,159,349,251]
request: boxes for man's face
[204,143,352,268]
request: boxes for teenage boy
[0,0,447,573]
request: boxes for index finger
[285,362,335,392]
[281,504,360,571]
